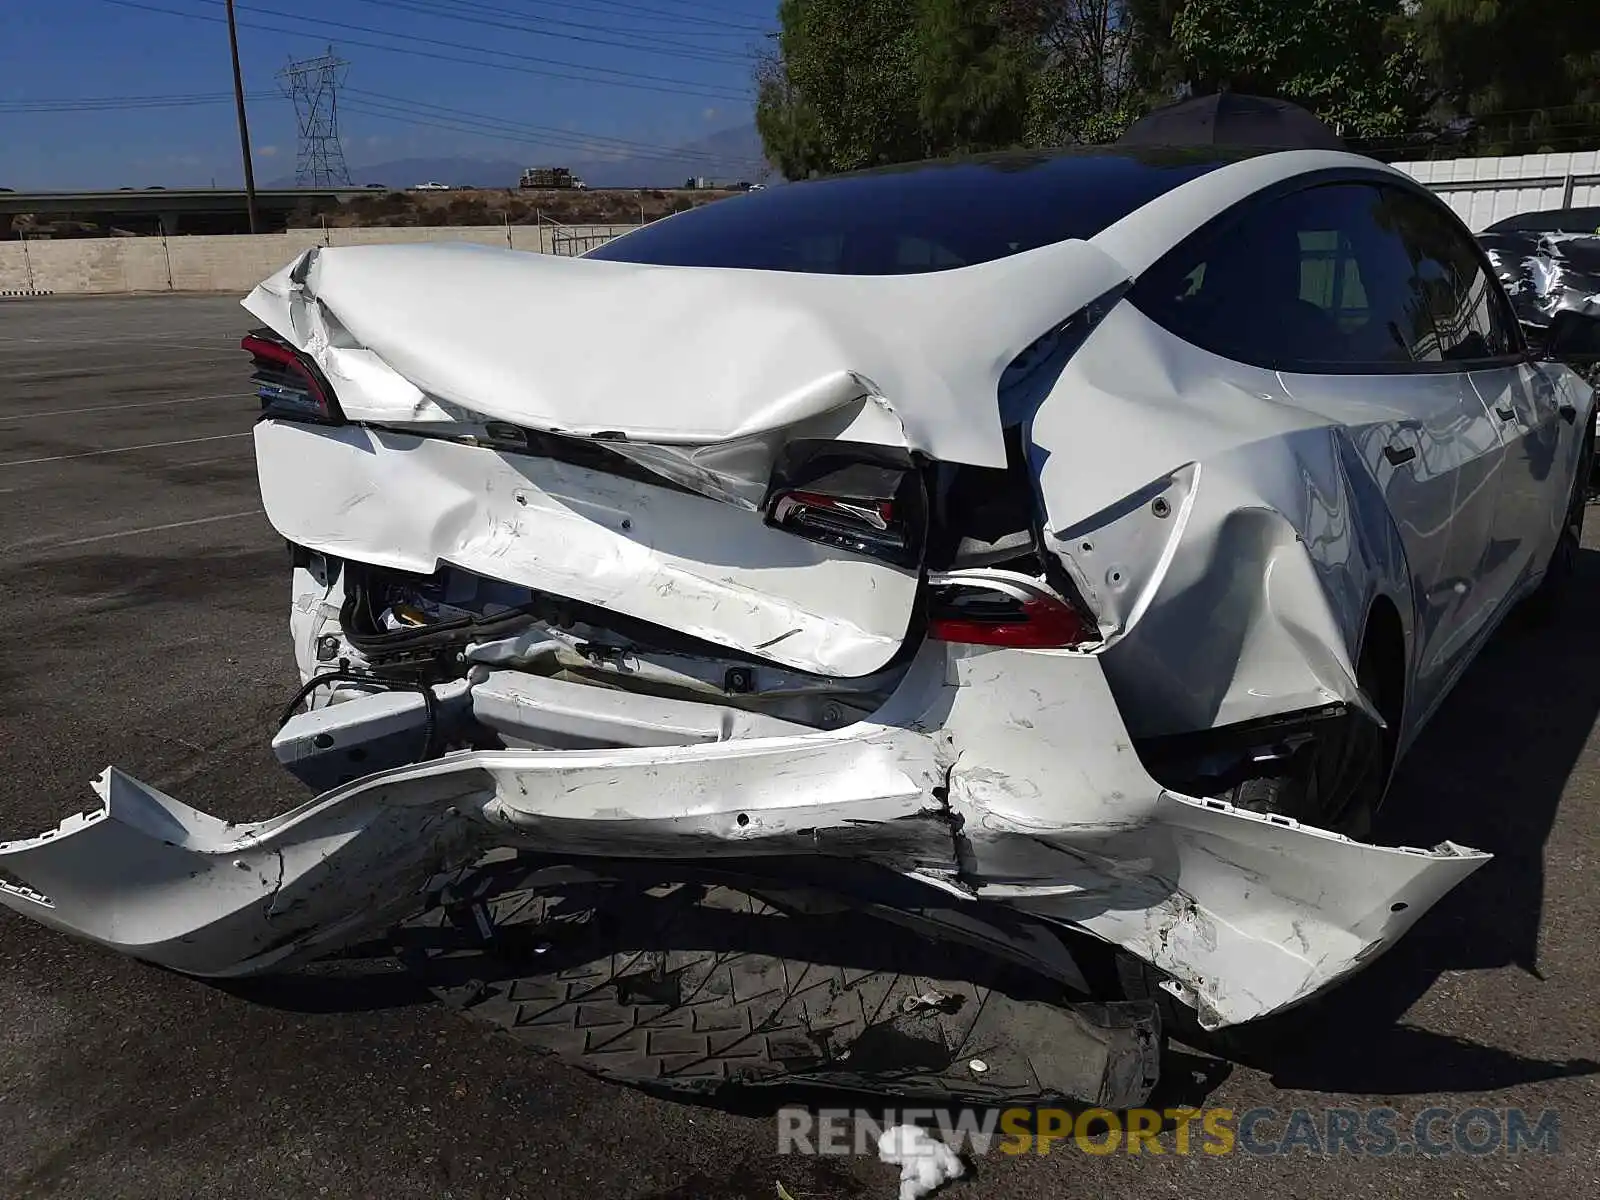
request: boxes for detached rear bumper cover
[0,643,1487,1029]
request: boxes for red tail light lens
[927,574,1095,648]
[243,331,340,423]
[765,449,922,567]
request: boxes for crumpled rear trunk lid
[242,239,1131,676]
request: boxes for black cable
[276,669,440,762]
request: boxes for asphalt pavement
[0,294,1596,1199]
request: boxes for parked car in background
[1479,206,1600,457]
[410,181,449,191]
[6,146,1600,1105]
[1479,207,1600,351]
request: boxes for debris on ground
[877,1125,966,1200]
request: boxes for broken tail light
[765,444,924,567]
[243,331,342,423]
[926,571,1095,648]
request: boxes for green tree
[755,0,1033,178]
[918,0,1033,153]
[755,0,923,178]
[1005,0,1149,143]
[1411,0,1600,154]
[1168,0,1429,139]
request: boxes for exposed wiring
[276,669,440,762]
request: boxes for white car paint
[0,638,1486,1029]
[2,147,1592,1035]
[254,419,919,677]
[240,233,1133,470]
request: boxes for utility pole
[226,0,259,233]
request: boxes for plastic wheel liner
[0,639,1486,1034]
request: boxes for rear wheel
[1221,627,1396,838]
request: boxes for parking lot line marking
[2,509,264,554]
[0,432,252,468]
[0,338,233,352]
[7,356,241,381]
[3,391,253,421]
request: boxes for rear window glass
[589,147,1257,275]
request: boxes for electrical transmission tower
[279,47,352,187]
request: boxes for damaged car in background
[1479,205,1600,354]
[5,146,1600,1108]
[1478,206,1600,471]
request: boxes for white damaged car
[5,146,1600,1102]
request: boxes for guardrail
[542,215,630,257]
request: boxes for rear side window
[1378,186,1520,362]
[1131,181,1517,371]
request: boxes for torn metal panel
[469,669,815,746]
[242,237,1133,470]
[0,766,493,977]
[880,643,1490,1028]
[1024,301,1404,740]
[995,800,1487,1029]
[255,418,920,678]
[0,642,1488,1027]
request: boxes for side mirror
[1544,308,1600,366]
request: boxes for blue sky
[0,0,774,188]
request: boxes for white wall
[0,224,638,295]
[1392,151,1600,232]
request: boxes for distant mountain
[264,124,771,190]
[574,123,770,188]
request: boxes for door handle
[1495,405,1516,421]
[1559,402,1578,424]
[1384,443,1417,466]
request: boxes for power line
[349,0,757,65]
[339,96,764,174]
[0,93,237,111]
[92,0,751,101]
[581,0,773,25]
[338,101,760,180]
[224,0,753,92]
[456,0,771,37]
[347,89,764,168]
[0,86,763,172]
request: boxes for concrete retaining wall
[0,225,639,296]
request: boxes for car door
[1121,180,1508,725]
[1380,185,1569,622]
[1249,183,1505,721]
